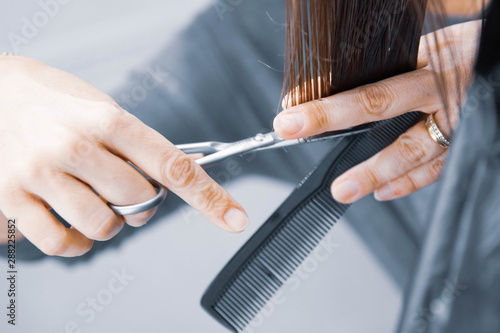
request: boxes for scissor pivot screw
[255,133,266,142]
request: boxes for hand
[0,56,248,255]
[273,21,481,204]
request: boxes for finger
[0,191,93,256]
[103,114,248,233]
[273,68,441,139]
[66,146,159,227]
[26,172,124,241]
[374,153,447,201]
[330,119,446,204]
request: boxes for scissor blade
[175,141,231,154]
[194,132,277,167]
[250,125,372,152]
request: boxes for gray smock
[3,0,499,332]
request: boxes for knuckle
[428,156,446,180]
[160,152,197,188]
[126,208,157,227]
[357,83,395,116]
[23,159,56,183]
[38,230,70,256]
[64,136,92,158]
[98,102,131,135]
[364,167,382,188]
[87,210,121,241]
[402,173,419,193]
[308,100,333,129]
[196,182,227,212]
[397,134,427,166]
[0,184,25,208]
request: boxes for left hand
[273,20,481,204]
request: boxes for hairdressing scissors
[108,124,372,215]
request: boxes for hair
[282,0,485,132]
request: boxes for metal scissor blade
[175,141,231,154]
[192,132,277,167]
[174,124,372,167]
[250,124,372,152]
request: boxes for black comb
[201,111,423,332]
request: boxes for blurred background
[0,1,401,332]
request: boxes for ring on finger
[425,113,451,149]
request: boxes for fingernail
[374,184,395,201]
[331,179,360,203]
[274,113,304,135]
[224,208,248,232]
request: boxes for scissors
[108,124,372,215]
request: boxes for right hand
[0,56,248,256]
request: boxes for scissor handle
[108,178,167,216]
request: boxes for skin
[0,56,248,255]
[429,0,489,16]
[274,20,481,204]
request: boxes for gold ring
[425,113,450,149]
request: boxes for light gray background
[1,1,400,332]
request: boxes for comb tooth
[222,299,251,328]
[259,246,291,277]
[235,276,265,313]
[258,252,288,282]
[253,255,283,290]
[259,248,289,279]
[273,236,304,270]
[246,265,275,299]
[264,242,296,276]
[223,283,256,319]
[238,273,268,306]
[298,204,333,228]
[215,300,246,331]
[287,222,318,250]
[223,289,255,327]
[214,307,243,332]
[311,196,341,220]
[280,226,311,258]
[229,280,262,316]
[237,275,269,315]
[273,234,305,266]
[295,211,327,239]
[222,284,261,329]
[300,207,330,235]
[251,260,282,291]
[285,224,316,252]
[292,215,324,242]
[307,200,335,227]
[306,203,335,232]
[281,226,312,256]
[241,268,273,301]
[315,194,343,218]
